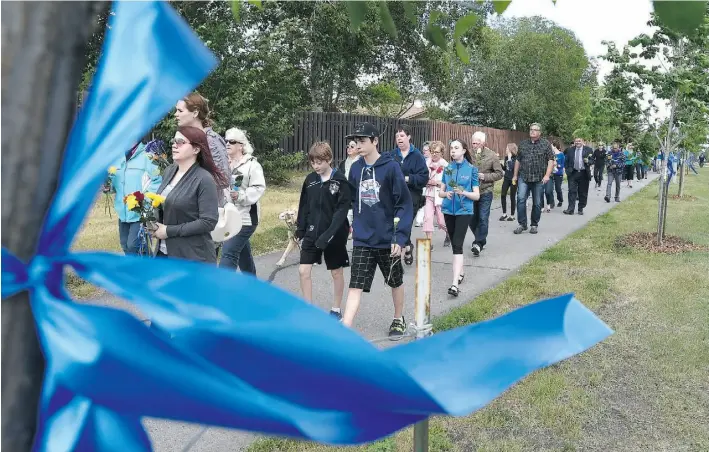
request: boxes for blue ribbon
[1,2,613,451]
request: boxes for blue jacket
[349,153,413,249]
[389,145,429,192]
[553,153,565,176]
[441,159,479,216]
[110,144,162,223]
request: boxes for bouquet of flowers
[232,171,244,191]
[123,191,166,230]
[145,139,171,176]
[103,166,118,218]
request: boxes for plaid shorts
[349,246,404,293]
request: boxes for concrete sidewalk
[93,175,659,451]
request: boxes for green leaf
[653,0,708,36]
[492,1,512,14]
[231,0,240,21]
[454,13,477,40]
[378,1,397,38]
[401,1,418,25]
[247,0,263,9]
[426,24,447,49]
[344,1,368,30]
[456,40,471,64]
[425,10,447,48]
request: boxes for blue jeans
[469,191,493,247]
[516,177,544,228]
[219,224,257,274]
[118,221,141,255]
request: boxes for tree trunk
[678,154,686,198]
[1,2,102,450]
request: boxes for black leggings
[444,214,472,255]
[500,178,517,215]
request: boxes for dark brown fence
[274,112,541,167]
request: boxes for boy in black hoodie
[342,123,413,338]
[296,142,352,320]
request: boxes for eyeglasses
[227,140,243,145]
[530,128,541,132]
[431,151,442,155]
[170,138,190,147]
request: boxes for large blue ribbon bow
[1,2,613,451]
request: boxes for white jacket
[227,155,266,226]
[424,158,448,206]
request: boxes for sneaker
[507,216,515,221]
[563,209,574,215]
[499,214,508,221]
[389,317,406,339]
[578,209,584,215]
[443,234,451,247]
[557,202,563,207]
[615,198,620,202]
[471,243,481,256]
[530,226,538,234]
[329,310,342,321]
[514,226,527,234]
[604,196,610,203]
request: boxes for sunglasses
[170,138,190,147]
[227,140,243,145]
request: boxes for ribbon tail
[384,294,613,416]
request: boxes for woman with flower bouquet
[439,139,480,297]
[108,141,162,255]
[423,141,449,249]
[151,126,225,263]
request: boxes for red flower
[436,166,443,174]
[132,191,145,203]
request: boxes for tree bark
[677,151,689,198]
[1,2,103,450]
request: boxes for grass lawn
[68,171,307,298]
[246,170,709,452]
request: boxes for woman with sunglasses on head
[219,127,266,275]
[338,139,360,238]
[153,126,227,263]
[174,92,230,192]
[423,141,450,248]
[439,139,480,297]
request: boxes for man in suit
[563,137,594,215]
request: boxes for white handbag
[211,202,242,242]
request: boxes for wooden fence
[273,112,535,167]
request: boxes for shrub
[257,148,305,186]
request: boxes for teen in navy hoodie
[389,125,428,266]
[342,122,413,339]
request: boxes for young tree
[604,6,709,244]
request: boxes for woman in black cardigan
[153,126,227,263]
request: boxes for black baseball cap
[345,122,379,140]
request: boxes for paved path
[90,175,659,451]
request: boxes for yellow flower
[124,194,139,210]
[393,217,400,226]
[145,192,165,207]
[108,166,118,175]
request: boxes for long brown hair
[178,126,228,188]
[183,92,212,128]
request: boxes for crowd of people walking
[108,94,702,338]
